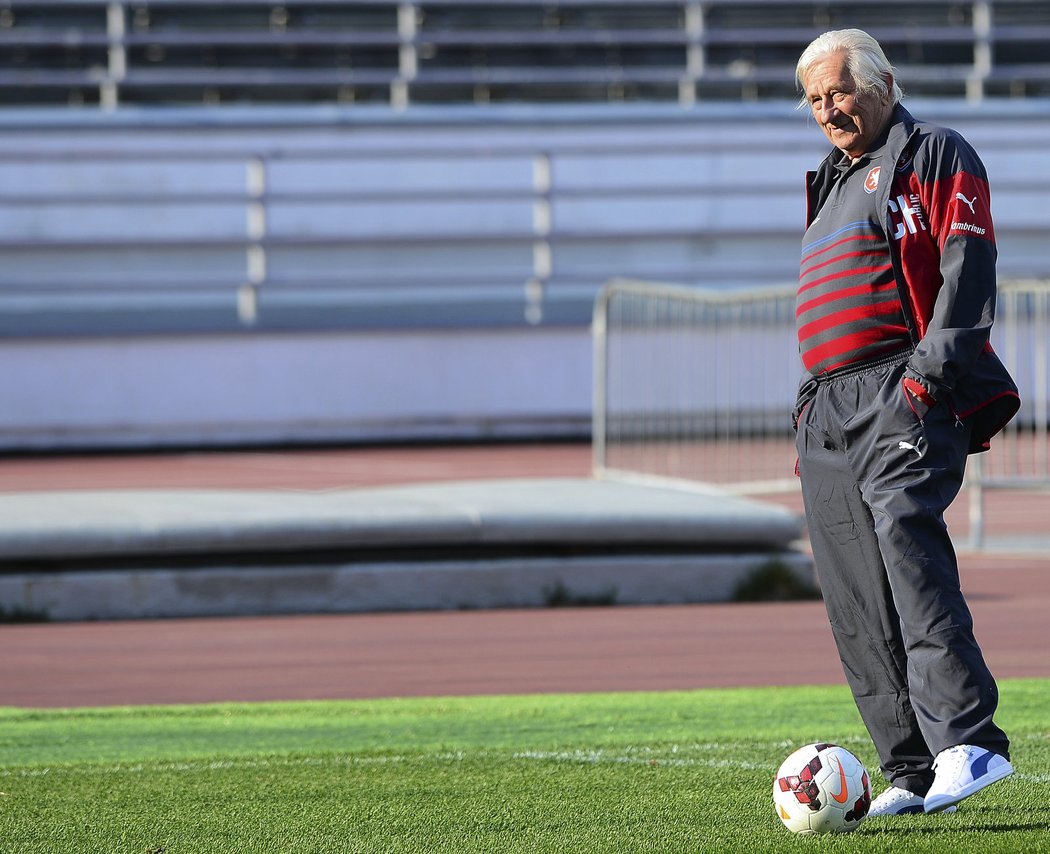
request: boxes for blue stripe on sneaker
[970,751,993,780]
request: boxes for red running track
[0,443,1047,708]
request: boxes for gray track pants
[795,357,1009,795]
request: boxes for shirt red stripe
[798,263,895,296]
[798,299,906,343]
[801,248,890,280]
[797,280,898,317]
[802,329,912,373]
[800,233,881,267]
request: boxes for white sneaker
[924,745,1014,813]
[869,786,957,816]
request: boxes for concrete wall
[0,326,589,449]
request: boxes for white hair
[796,29,904,106]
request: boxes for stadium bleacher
[4,2,1050,337]
[3,1,1050,108]
[3,1,1050,449]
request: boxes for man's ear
[882,73,895,102]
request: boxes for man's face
[803,51,893,159]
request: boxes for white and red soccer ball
[773,743,872,835]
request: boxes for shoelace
[932,745,972,776]
[871,787,921,810]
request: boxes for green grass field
[1,680,1047,853]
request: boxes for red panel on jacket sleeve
[927,171,995,249]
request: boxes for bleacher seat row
[2,104,1049,337]
[2,1,1050,108]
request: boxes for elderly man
[792,29,1019,817]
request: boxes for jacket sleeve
[905,128,998,397]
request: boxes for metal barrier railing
[592,277,1050,547]
[968,279,1050,547]
[592,278,801,492]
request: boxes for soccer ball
[772,743,871,835]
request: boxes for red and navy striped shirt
[797,156,911,376]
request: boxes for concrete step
[0,477,812,620]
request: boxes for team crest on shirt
[864,166,881,193]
